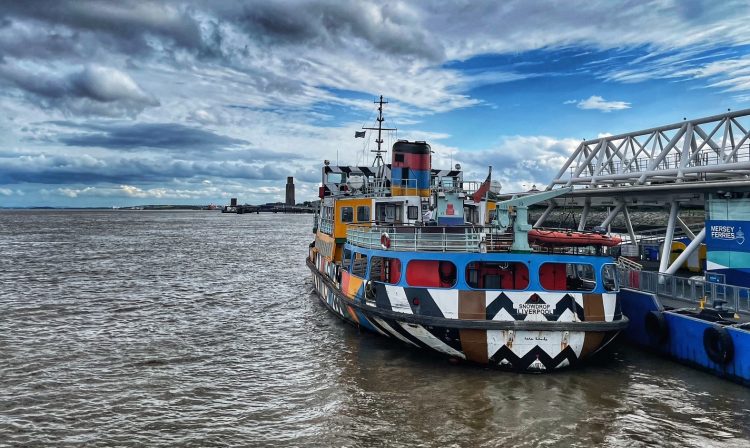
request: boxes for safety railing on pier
[619,267,750,314]
[346,224,513,252]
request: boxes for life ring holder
[645,310,669,345]
[703,325,734,364]
[380,232,391,250]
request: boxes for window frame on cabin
[356,205,370,222]
[341,206,353,223]
[465,261,529,291]
[405,259,457,288]
[538,262,596,292]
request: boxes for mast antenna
[362,95,396,168]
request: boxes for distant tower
[285,177,295,205]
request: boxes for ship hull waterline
[308,259,628,372]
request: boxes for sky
[2,0,750,207]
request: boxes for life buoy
[703,326,734,364]
[645,310,669,345]
[380,232,391,250]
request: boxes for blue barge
[618,269,750,385]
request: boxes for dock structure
[541,108,750,278]
[538,108,750,385]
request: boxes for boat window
[408,206,419,220]
[357,206,370,222]
[369,256,401,284]
[351,253,368,277]
[602,264,620,292]
[539,262,596,292]
[466,261,529,290]
[342,248,352,270]
[406,260,457,288]
[341,206,353,223]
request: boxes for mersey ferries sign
[707,220,746,247]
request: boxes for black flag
[354,131,366,138]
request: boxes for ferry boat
[307,97,629,371]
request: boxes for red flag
[471,167,492,202]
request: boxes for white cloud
[445,135,580,193]
[574,95,631,112]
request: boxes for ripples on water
[1,210,749,447]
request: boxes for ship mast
[360,95,396,196]
[363,95,396,168]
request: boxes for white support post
[600,202,624,229]
[665,228,706,275]
[578,199,591,231]
[659,201,680,273]
[622,205,637,245]
[676,216,696,240]
[534,203,555,228]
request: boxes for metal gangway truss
[538,108,750,276]
[548,108,750,188]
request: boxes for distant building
[285,177,295,206]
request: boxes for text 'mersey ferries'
[307,97,628,371]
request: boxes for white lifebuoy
[380,232,391,250]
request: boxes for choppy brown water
[1,210,750,447]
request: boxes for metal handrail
[618,267,750,314]
[346,224,512,253]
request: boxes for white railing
[347,224,513,252]
[320,218,333,234]
[619,268,750,314]
[617,257,642,271]
[328,178,420,198]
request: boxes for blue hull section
[620,288,750,386]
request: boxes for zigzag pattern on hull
[490,345,579,371]
[309,264,622,372]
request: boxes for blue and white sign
[706,220,747,250]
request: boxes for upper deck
[346,223,610,256]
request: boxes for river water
[1,210,749,447]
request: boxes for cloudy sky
[2,0,750,207]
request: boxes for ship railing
[319,218,334,235]
[618,267,750,314]
[346,223,513,252]
[389,178,420,195]
[327,178,421,198]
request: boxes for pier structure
[539,108,750,280]
[537,109,750,385]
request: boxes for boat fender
[364,280,376,300]
[644,310,669,345]
[703,326,734,364]
[380,232,391,250]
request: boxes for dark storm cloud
[45,121,304,162]
[54,122,247,151]
[0,1,205,55]
[227,0,445,61]
[0,64,159,116]
[0,150,301,185]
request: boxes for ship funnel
[391,140,431,197]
